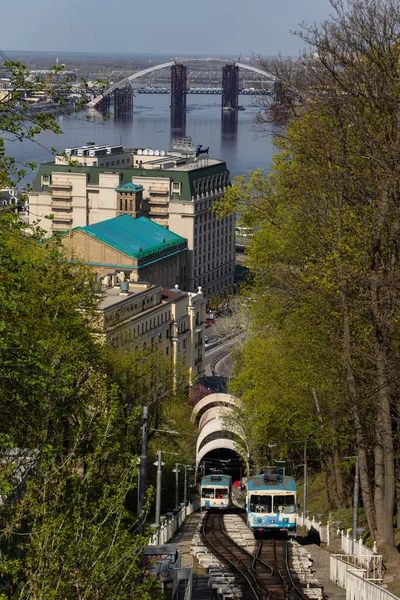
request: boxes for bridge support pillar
[221,109,238,136]
[222,64,239,110]
[170,64,187,129]
[114,85,134,117]
[97,94,111,113]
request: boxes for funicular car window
[273,495,296,512]
[250,495,272,513]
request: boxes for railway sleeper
[209,574,236,584]
[301,589,324,599]
[216,587,243,599]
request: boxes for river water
[9,94,278,183]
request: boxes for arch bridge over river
[89,58,281,119]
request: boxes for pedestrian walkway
[172,513,217,599]
[296,528,347,600]
[305,544,346,599]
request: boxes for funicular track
[202,510,307,599]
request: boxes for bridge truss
[88,58,278,109]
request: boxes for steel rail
[283,540,309,600]
[254,537,310,600]
[238,511,308,598]
[272,538,290,594]
[202,511,263,600]
[252,538,274,575]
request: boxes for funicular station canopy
[192,393,247,482]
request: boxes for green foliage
[223,0,400,559]
[0,394,155,599]
[0,60,108,187]
[0,212,167,596]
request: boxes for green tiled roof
[115,182,143,192]
[62,214,187,259]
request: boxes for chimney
[120,281,129,295]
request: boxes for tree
[217,0,400,566]
[211,297,251,347]
[0,62,195,595]
[0,59,106,188]
[0,213,161,597]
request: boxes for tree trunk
[370,270,398,559]
[332,440,347,508]
[340,286,378,538]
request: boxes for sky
[3,0,334,57]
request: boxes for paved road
[204,337,235,377]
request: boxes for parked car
[205,312,215,325]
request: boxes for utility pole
[175,463,179,510]
[138,406,148,532]
[303,441,307,520]
[184,464,188,505]
[184,465,194,505]
[155,450,163,527]
[352,456,360,554]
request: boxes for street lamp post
[184,465,194,505]
[304,441,307,519]
[345,455,360,554]
[172,463,180,510]
[352,456,360,555]
[154,450,165,528]
[138,406,148,533]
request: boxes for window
[250,495,272,513]
[202,488,215,498]
[273,495,296,513]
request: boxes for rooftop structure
[55,144,132,168]
[29,145,235,297]
[60,214,187,289]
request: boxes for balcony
[195,339,203,348]
[149,207,169,216]
[51,199,72,209]
[195,357,203,366]
[50,181,72,189]
[148,196,169,205]
[52,190,72,199]
[149,185,169,195]
[52,222,70,232]
[52,214,72,224]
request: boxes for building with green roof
[61,214,187,289]
[29,144,235,297]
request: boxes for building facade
[60,214,187,289]
[96,275,206,383]
[29,144,235,298]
